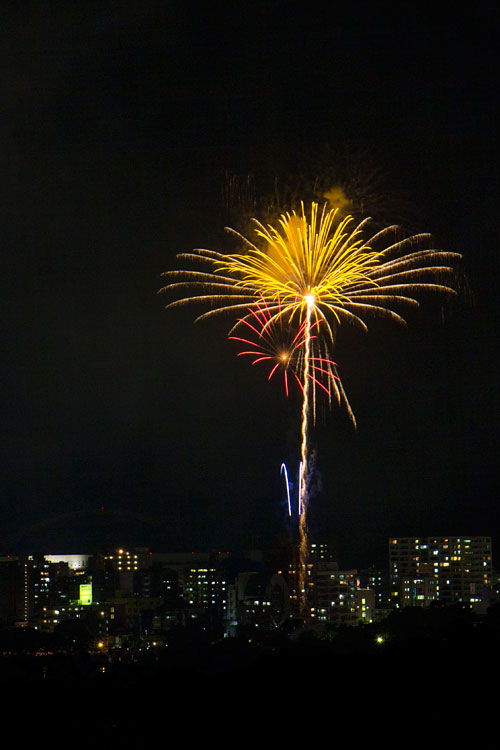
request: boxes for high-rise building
[309,563,359,625]
[359,567,392,611]
[389,536,493,607]
[289,543,371,625]
[183,565,227,616]
[101,548,152,594]
[227,571,289,632]
[19,555,51,624]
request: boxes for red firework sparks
[229,298,338,397]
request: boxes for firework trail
[161,201,461,615]
[229,297,343,608]
[280,463,292,517]
[298,461,303,515]
[298,299,313,603]
[281,462,305,518]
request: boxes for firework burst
[228,297,341,403]
[160,201,461,615]
[161,202,459,337]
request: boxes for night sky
[2,4,498,567]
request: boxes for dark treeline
[3,603,498,739]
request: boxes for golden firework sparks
[161,202,459,339]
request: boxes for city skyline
[2,536,495,631]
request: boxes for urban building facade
[389,536,493,607]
